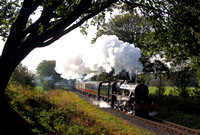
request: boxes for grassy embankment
[6,84,152,134]
[149,87,200,131]
[148,86,196,95]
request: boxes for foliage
[115,69,131,80]
[92,13,151,48]
[0,0,119,97]
[170,63,198,98]
[6,84,151,134]
[192,87,200,97]
[0,0,21,40]
[191,61,200,87]
[151,94,200,130]
[1,0,199,100]
[155,77,166,96]
[91,68,133,81]
[143,59,169,90]
[36,60,62,90]
[91,69,115,81]
[149,86,199,97]
[124,0,200,62]
[42,80,54,91]
[9,63,36,89]
[36,60,56,78]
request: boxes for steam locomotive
[75,80,153,116]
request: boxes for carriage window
[86,84,98,91]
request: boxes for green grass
[149,86,200,131]
[156,110,200,130]
[69,92,149,134]
[6,84,153,135]
[36,86,44,92]
[149,86,196,96]
[149,86,174,95]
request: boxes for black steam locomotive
[75,80,153,116]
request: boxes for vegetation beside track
[6,84,152,134]
[149,87,200,131]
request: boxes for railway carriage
[75,80,153,116]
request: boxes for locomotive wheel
[111,96,117,108]
[125,106,132,113]
[114,101,119,109]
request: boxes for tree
[0,0,21,40]
[143,60,169,95]
[92,13,154,83]
[92,13,151,49]
[36,60,62,90]
[91,68,115,81]
[37,60,56,80]
[10,63,36,89]
[170,62,198,98]
[1,0,199,103]
[0,0,118,100]
[124,0,200,62]
[116,69,130,81]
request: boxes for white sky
[23,27,97,72]
[0,26,97,73]
[0,7,98,73]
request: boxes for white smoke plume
[56,35,143,80]
[92,99,111,108]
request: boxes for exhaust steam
[56,35,143,80]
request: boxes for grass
[156,109,200,130]
[149,86,196,96]
[6,84,152,135]
[149,86,200,131]
[70,92,147,134]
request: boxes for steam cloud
[56,35,143,80]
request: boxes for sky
[0,26,96,71]
[22,27,97,73]
[0,8,98,72]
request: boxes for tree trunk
[0,51,19,105]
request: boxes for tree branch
[23,0,94,48]
[23,0,64,37]
[38,0,117,48]
[3,0,40,56]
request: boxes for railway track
[74,88,200,135]
[113,107,200,135]
[147,117,200,135]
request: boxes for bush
[6,85,151,134]
[10,63,36,89]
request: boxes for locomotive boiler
[75,80,153,116]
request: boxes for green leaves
[0,0,21,40]
[10,63,36,89]
[92,13,150,47]
[139,0,200,62]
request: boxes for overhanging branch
[38,0,117,47]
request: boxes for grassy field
[149,86,200,131]
[6,84,152,134]
[148,86,196,96]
